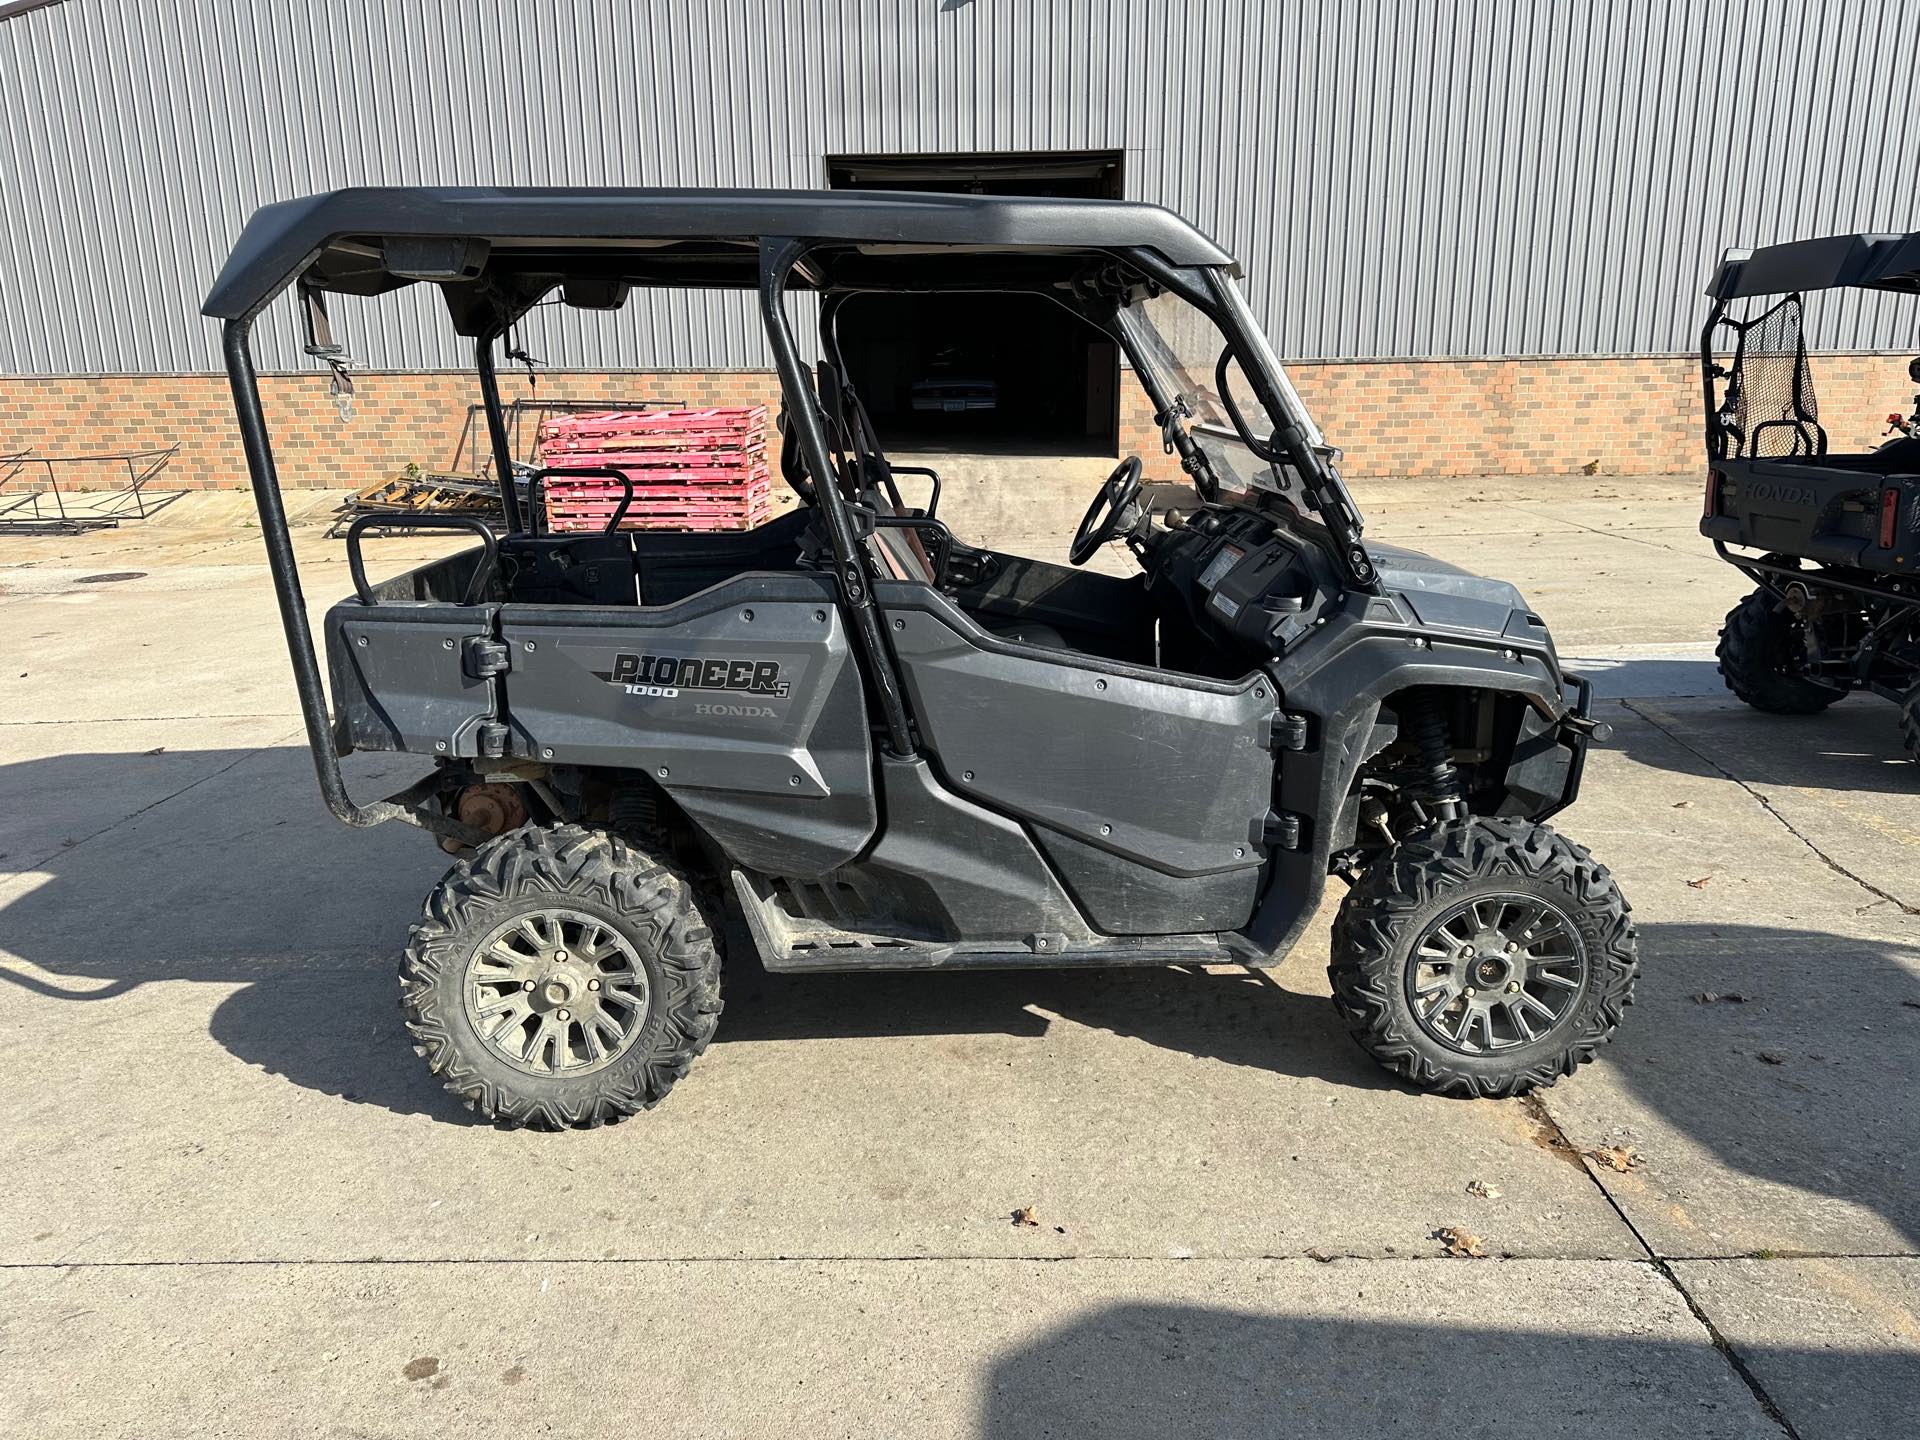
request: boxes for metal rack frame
[0,445,181,533]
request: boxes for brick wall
[1,356,1910,490]
[1118,355,1912,478]
[0,370,785,493]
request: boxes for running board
[729,870,1254,972]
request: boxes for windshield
[1117,289,1294,498]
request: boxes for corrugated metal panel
[2,0,1916,376]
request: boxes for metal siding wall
[2,0,1916,376]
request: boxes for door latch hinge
[1264,712,1309,751]
[475,721,510,759]
[1260,811,1304,850]
[463,636,511,679]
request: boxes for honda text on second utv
[1699,229,1920,756]
[205,188,1636,1129]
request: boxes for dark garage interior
[826,149,1123,456]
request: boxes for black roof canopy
[203,185,1238,332]
[1708,230,1920,300]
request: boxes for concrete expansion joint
[1648,1249,1808,1440]
[1526,1057,1808,1438]
[1619,699,1920,917]
[0,712,303,726]
[1504,503,1698,556]
[1,725,304,870]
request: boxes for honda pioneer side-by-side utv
[1701,231,1920,753]
[205,189,1636,1128]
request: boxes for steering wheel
[1069,456,1144,567]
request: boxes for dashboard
[1146,501,1332,665]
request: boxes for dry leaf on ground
[1692,991,1749,1004]
[1584,1145,1643,1173]
[1465,1180,1503,1200]
[1434,1226,1489,1258]
[1010,1206,1040,1228]
[1757,1051,1788,1066]
[1672,800,1693,809]
[1686,875,1713,889]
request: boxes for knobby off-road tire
[402,824,723,1129]
[1900,686,1920,765]
[1717,586,1844,715]
[1329,818,1638,1098]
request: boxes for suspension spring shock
[1404,690,1465,823]
[608,777,665,845]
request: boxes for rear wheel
[1329,818,1637,1098]
[402,824,722,1129]
[1901,685,1920,764]
[1717,585,1844,714]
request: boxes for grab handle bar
[529,465,637,535]
[346,513,498,605]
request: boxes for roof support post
[474,333,523,532]
[221,319,419,831]
[1700,301,1730,464]
[757,237,915,758]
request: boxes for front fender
[1240,599,1570,959]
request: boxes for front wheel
[1329,818,1637,1098]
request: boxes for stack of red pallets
[537,406,773,532]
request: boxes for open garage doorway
[825,150,1123,456]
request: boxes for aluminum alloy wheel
[1405,894,1586,1054]
[463,908,650,1076]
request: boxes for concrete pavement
[2,475,1916,1438]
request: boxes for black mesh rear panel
[1711,296,1825,458]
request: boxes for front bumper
[1542,671,1605,820]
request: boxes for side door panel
[882,587,1276,934]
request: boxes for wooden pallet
[345,470,498,514]
[328,469,499,536]
[546,459,774,486]
[547,501,773,532]
[541,406,766,438]
[539,407,773,534]
[541,444,767,468]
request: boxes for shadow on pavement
[976,1301,1916,1440]
[718,946,1391,1089]
[1570,654,1723,702]
[0,747,1385,1124]
[1607,688,1919,795]
[0,745,1915,1251]
[174,948,1392,1127]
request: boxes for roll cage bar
[211,192,1379,837]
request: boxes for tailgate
[1703,458,1880,565]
